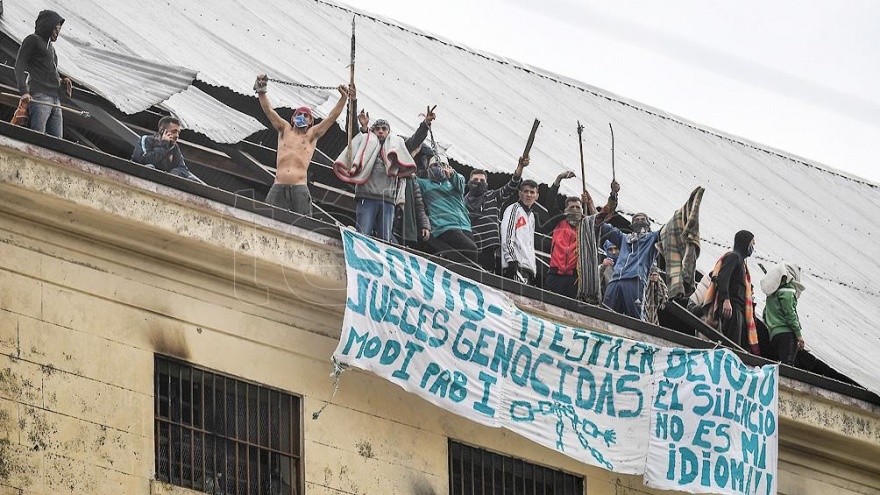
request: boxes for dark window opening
[449,440,584,495]
[155,356,302,495]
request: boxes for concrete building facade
[1,135,879,495]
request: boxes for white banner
[646,349,778,495]
[333,229,777,493]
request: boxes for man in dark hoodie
[15,10,71,138]
[704,230,760,354]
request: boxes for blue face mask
[429,165,445,181]
[293,114,309,128]
[748,245,754,257]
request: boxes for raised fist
[254,74,268,94]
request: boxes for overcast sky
[340,0,880,183]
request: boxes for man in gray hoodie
[15,10,72,138]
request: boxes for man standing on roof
[131,116,205,183]
[703,230,759,354]
[601,187,704,321]
[334,110,435,242]
[761,262,805,365]
[14,10,72,138]
[416,154,478,265]
[254,74,350,216]
[545,183,619,299]
[465,157,529,274]
[600,212,659,317]
[500,180,540,284]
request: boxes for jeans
[356,198,395,242]
[28,93,63,138]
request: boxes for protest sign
[332,229,777,493]
[645,349,778,495]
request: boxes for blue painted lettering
[343,231,383,276]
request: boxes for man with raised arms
[254,74,350,216]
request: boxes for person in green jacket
[416,154,478,267]
[761,263,806,365]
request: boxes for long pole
[345,17,356,167]
[3,93,90,117]
[577,121,586,193]
[609,122,616,181]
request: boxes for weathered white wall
[0,140,878,495]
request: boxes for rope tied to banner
[311,359,347,420]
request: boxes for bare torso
[274,126,316,185]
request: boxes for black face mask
[631,220,651,233]
[468,181,488,194]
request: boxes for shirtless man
[255,74,350,215]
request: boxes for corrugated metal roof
[3,1,879,395]
[160,85,263,144]
[0,3,195,113]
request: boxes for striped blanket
[657,186,705,299]
[576,214,601,304]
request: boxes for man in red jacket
[545,181,619,299]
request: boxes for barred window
[155,356,302,495]
[449,441,584,495]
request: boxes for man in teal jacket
[417,155,478,267]
[761,263,805,365]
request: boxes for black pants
[428,229,478,266]
[721,309,748,350]
[771,332,798,366]
[545,271,578,299]
[478,247,501,275]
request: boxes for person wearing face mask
[599,240,619,295]
[600,212,661,318]
[465,156,529,275]
[415,155,479,266]
[544,182,620,300]
[761,262,806,365]
[544,196,586,298]
[335,110,436,241]
[14,10,72,138]
[131,116,204,183]
[600,187,705,321]
[255,74,350,217]
[703,230,760,354]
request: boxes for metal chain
[267,77,336,90]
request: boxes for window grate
[449,441,584,495]
[155,356,301,495]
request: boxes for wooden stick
[1,93,90,117]
[577,120,586,193]
[345,16,356,167]
[609,122,615,181]
[522,118,540,159]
